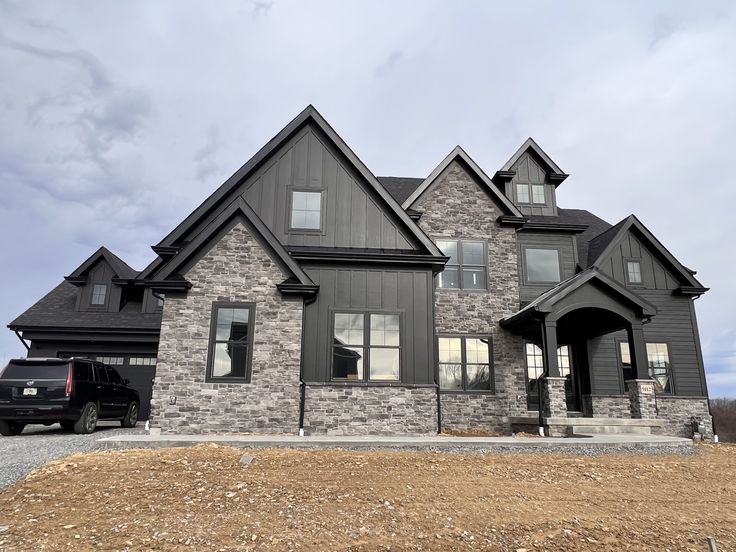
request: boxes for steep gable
[141,106,441,280]
[589,215,705,292]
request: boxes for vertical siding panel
[308,132,323,188]
[244,175,263,209]
[293,133,308,188]
[381,214,398,249]
[350,270,367,307]
[383,271,399,310]
[366,200,382,248]
[398,271,415,384]
[335,270,351,307]
[367,270,382,309]
[350,178,367,248]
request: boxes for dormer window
[626,260,642,284]
[91,284,107,305]
[515,183,546,205]
[290,190,322,230]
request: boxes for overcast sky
[1,1,734,396]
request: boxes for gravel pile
[0,422,144,488]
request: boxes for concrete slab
[96,433,694,454]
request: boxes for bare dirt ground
[0,444,734,551]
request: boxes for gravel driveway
[0,422,144,488]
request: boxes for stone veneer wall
[150,222,303,434]
[440,394,508,434]
[653,397,713,439]
[583,395,632,418]
[302,385,438,435]
[414,160,528,430]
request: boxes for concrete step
[510,416,666,437]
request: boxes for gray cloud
[0,1,734,397]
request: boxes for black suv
[0,357,140,436]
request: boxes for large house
[8,106,713,437]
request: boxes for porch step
[510,416,666,437]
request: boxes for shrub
[710,398,736,442]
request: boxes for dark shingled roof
[9,281,161,331]
[527,208,613,268]
[586,217,628,268]
[377,176,424,205]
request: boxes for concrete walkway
[97,432,694,453]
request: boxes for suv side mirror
[123,378,130,385]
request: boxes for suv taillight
[65,363,74,397]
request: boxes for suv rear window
[0,360,70,379]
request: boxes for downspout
[298,293,318,437]
[14,330,30,352]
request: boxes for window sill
[440,390,496,395]
[435,288,489,293]
[204,378,252,385]
[307,381,437,389]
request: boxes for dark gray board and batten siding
[517,232,578,304]
[587,230,707,397]
[301,266,435,385]
[504,152,558,217]
[181,124,419,251]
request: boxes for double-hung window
[438,336,493,391]
[626,260,642,285]
[91,284,107,305]
[436,239,486,290]
[332,312,400,381]
[290,190,322,230]
[516,183,546,205]
[206,303,255,383]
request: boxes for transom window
[207,303,255,382]
[91,284,107,305]
[516,183,546,205]
[627,261,642,284]
[96,356,124,365]
[524,248,561,283]
[332,312,400,381]
[438,336,493,391]
[435,239,487,289]
[290,190,322,230]
[128,357,157,366]
[619,341,673,394]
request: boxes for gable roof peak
[499,137,569,185]
[65,246,138,283]
[402,145,523,217]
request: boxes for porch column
[540,319,567,419]
[626,321,657,419]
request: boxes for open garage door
[116,360,157,421]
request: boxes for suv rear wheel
[121,402,139,428]
[0,421,26,436]
[73,402,98,434]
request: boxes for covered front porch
[502,269,659,436]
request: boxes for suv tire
[121,402,139,428]
[73,402,98,434]
[0,421,26,436]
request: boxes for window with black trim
[91,284,107,305]
[435,239,487,289]
[524,248,561,283]
[647,342,673,394]
[206,303,255,382]
[332,312,400,381]
[626,260,642,284]
[619,341,673,394]
[438,336,493,391]
[290,190,322,230]
[515,183,546,205]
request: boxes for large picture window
[524,248,561,283]
[438,336,493,392]
[206,303,255,383]
[435,239,487,290]
[332,312,400,381]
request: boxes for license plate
[22,388,37,396]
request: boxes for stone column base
[543,377,568,418]
[626,379,657,419]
